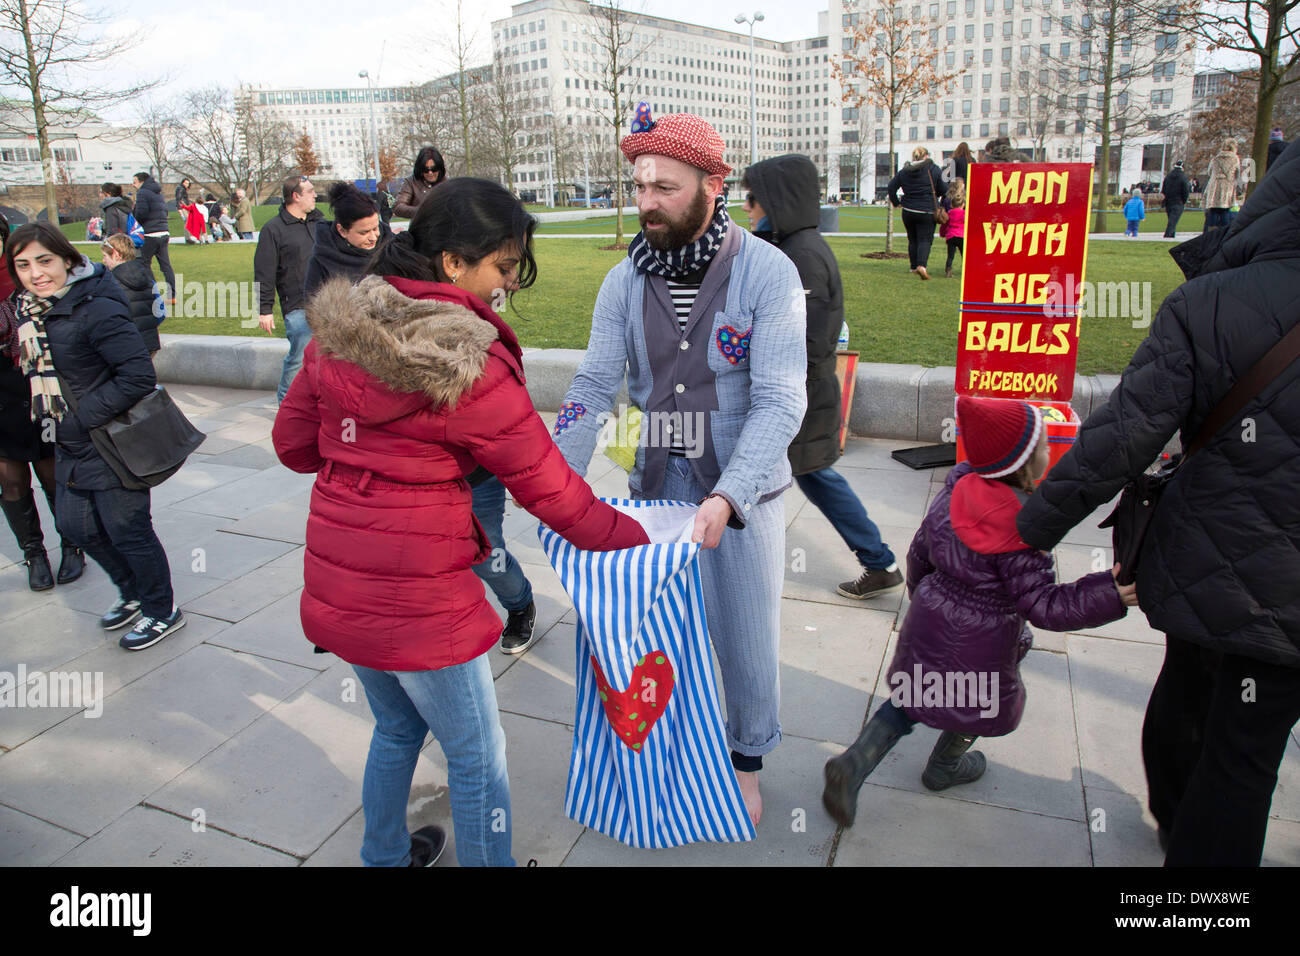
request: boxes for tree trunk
[614,113,625,245]
[18,0,59,224]
[885,121,896,253]
[1248,65,1279,196]
[1093,19,1117,233]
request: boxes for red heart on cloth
[590,651,676,753]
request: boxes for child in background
[941,180,966,278]
[1123,190,1146,237]
[822,395,1138,827]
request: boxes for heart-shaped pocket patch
[590,651,675,753]
[716,326,752,365]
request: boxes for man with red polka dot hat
[552,106,809,827]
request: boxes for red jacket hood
[950,470,1033,554]
[304,275,523,429]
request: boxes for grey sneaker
[837,567,904,600]
[119,609,186,651]
[100,598,142,630]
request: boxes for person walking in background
[375,182,395,224]
[273,177,649,867]
[101,234,163,361]
[175,179,200,244]
[7,222,181,649]
[948,141,973,186]
[822,396,1135,828]
[941,179,965,277]
[1202,139,1241,235]
[1017,141,1300,867]
[1123,189,1146,237]
[254,175,322,403]
[393,146,446,218]
[0,213,84,591]
[303,183,391,296]
[887,146,946,279]
[230,188,254,240]
[742,153,904,602]
[99,183,131,237]
[131,172,176,303]
[1160,160,1191,238]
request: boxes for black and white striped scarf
[628,195,730,279]
[16,290,68,422]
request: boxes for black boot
[40,485,84,584]
[921,731,987,791]
[1,494,54,591]
[823,708,908,827]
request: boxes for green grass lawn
[98,228,1184,375]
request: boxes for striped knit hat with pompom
[956,394,1043,478]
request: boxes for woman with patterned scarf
[0,213,83,590]
[6,222,182,651]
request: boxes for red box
[954,397,1079,484]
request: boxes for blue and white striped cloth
[538,498,756,848]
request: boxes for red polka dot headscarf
[620,108,732,178]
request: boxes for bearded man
[552,111,807,826]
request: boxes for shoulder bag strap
[1184,321,1300,459]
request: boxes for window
[999,96,1010,112]
[944,100,954,115]
[948,0,958,12]
[1121,37,1133,55]
[981,97,991,112]
[926,125,936,138]
[1150,88,1173,106]
[1002,47,1012,63]
[1155,33,1178,52]
[1080,39,1090,55]
[1040,43,1050,55]
[1153,60,1175,80]
[963,73,974,89]
[946,25,956,40]
[909,126,919,139]
[983,49,993,64]
[965,24,975,40]
[962,99,972,114]
[979,122,989,136]
[982,73,992,89]
[1060,42,1069,56]
[1041,16,1051,31]
[962,123,972,136]
[1003,21,1012,36]
[944,124,954,137]
[842,130,859,143]
[946,50,956,65]
[984,23,994,39]
[1022,18,1031,34]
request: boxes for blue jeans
[56,483,174,618]
[352,655,514,867]
[795,467,897,569]
[1125,219,1140,237]
[276,308,311,402]
[470,476,533,612]
[1204,208,1232,233]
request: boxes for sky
[95,0,823,120]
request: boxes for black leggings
[901,209,936,270]
[946,237,964,271]
[0,456,55,502]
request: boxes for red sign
[957,163,1093,402]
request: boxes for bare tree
[1188,70,1263,175]
[1014,61,1075,161]
[1175,0,1300,191]
[579,0,653,246]
[412,0,485,175]
[0,0,160,221]
[480,49,528,191]
[832,0,966,252]
[133,97,182,181]
[172,87,294,202]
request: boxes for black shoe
[823,710,907,828]
[921,731,987,791]
[120,609,185,650]
[57,545,84,585]
[2,494,54,591]
[837,567,904,600]
[100,598,142,630]
[408,825,447,867]
[499,601,538,655]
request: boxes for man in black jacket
[131,172,175,302]
[254,175,321,402]
[1160,161,1192,238]
[1017,139,1300,867]
[743,155,903,600]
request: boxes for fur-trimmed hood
[305,275,504,422]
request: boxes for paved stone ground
[2,383,1297,868]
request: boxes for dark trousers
[901,209,936,271]
[1163,202,1185,237]
[945,237,964,271]
[1142,635,1300,866]
[140,235,176,300]
[56,483,175,619]
[1203,208,1232,234]
[794,467,896,569]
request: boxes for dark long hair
[327,182,378,229]
[367,177,537,296]
[5,221,81,289]
[412,146,446,184]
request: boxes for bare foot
[736,770,763,826]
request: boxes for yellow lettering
[1012,371,1025,392]
[1045,170,1069,204]
[1049,323,1071,355]
[1021,172,1044,204]
[1010,323,1032,353]
[993,273,1016,302]
[969,369,980,389]
[989,170,1020,204]
[1026,274,1050,305]
[1045,222,1069,257]
[987,322,1012,352]
[983,221,1017,254]
[978,370,992,390]
[964,320,988,350]
[1045,373,1059,393]
[1023,222,1048,256]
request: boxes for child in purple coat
[823,395,1138,827]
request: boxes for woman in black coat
[742,155,903,602]
[886,146,946,278]
[1017,139,1300,867]
[303,182,391,297]
[101,234,162,355]
[0,214,84,589]
[7,222,182,650]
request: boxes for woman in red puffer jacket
[273,178,648,868]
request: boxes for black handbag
[58,371,205,490]
[1100,322,1300,585]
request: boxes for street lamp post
[734,11,764,168]
[359,70,381,189]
